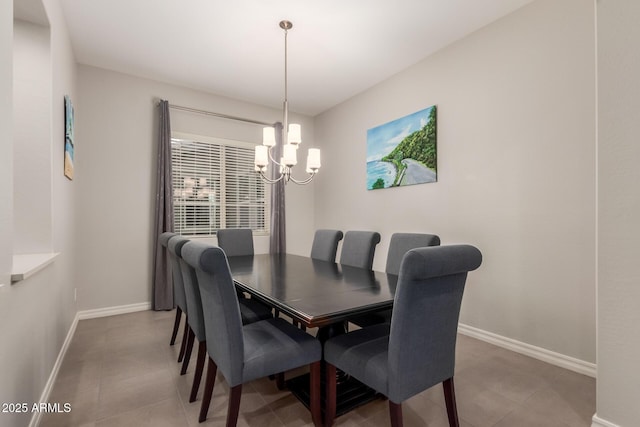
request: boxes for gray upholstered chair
[173,239,273,402]
[324,245,482,427]
[217,228,257,301]
[351,232,441,327]
[339,230,381,269]
[385,233,441,275]
[310,229,344,262]
[166,236,198,375]
[169,234,205,400]
[216,228,254,257]
[159,232,190,363]
[182,242,322,426]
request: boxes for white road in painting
[400,159,436,185]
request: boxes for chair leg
[189,340,207,402]
[324,363,337,427]
[226,384,242,427]
[180,327,195,375]
[389,401,403,427]
[443,377,460,427]
[177,317,189,362]
[199,357,217,423]
[309,361,321,427]
[275,372,286,390]
[170,307,182,345]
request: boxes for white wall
[0,0,13,289]
[13,19,52,254]
[5,1,640,425]
[0,0,77,426]
[596,0,640,425]
[314,0,596,363]
[75,66,315,311]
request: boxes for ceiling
[15,0,48,26]
[53,0,533,116]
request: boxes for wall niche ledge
[11,252,60,283]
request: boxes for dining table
[226,253,398,417]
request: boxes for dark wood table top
[227,253,397,328]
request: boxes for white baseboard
[30,307,595,427]
[592,414,620,427]
[78,302,151,320]
[29,312,80,427]
[30,302,153,426]
[458,323,596,378]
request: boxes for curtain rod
[168,103,273,126]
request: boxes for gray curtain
[152,100,174,310]
[269,122,286,254]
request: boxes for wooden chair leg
[389,401,403,427]
[189,340,207,402]
[226,384,242,427]
[324,363,337,427]
[443,377,460,427]
[170,307,182,345]
[275,372,286,390]
[309,361,322,427]
[180,327,195,375]
[199,357,217,423]
[177,317,189,362]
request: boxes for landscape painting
[366,105,437,190]
[64,95,74,180]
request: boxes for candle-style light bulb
[283,144,297,166]
[306,148,321,170]
[254,145,269,169]
[263,127,276,147]
[288,124,301,145]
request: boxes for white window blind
[171,134,270,236]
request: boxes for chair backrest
[216,228,254,257]
[171,237,206,342]
[161,232,187,313]
[182,241,245,387]
[310,229,344,262]
[387,245,482,403]
[385,233,441,275]
[339,230,381,269]
[159,232,175,248]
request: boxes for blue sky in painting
[366,105,434,162]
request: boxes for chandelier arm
[288,172,317,185]
[257,170,286,184]
[267,145,283,168]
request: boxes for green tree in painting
[372,178,385,190]
[382,106,437,172]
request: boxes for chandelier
[254,20,321,185]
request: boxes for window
[171,133,270,236]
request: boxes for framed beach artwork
[366,105,437,190]
[64,95,74,180]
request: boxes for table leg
[315,321,347,343]
[286,321,382,421]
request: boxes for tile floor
[40,310,595,427]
